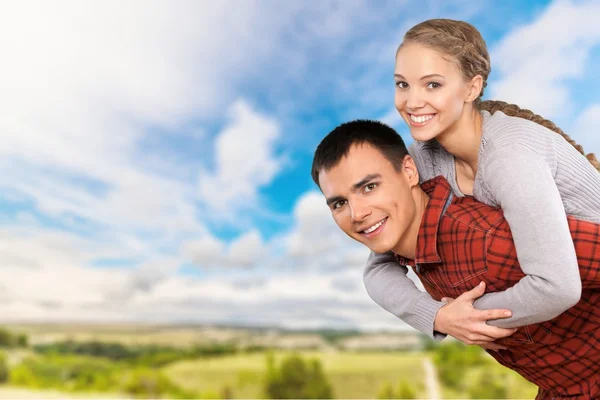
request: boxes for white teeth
[364,219,385,234]
[410,114,434,123]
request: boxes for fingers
[460,327,510,344]
[481,308,513,321]
[460,281,486,301]
[457,332,500,345]
[480,343,508,352]
[441,297,455,303]
[477,325,518,340]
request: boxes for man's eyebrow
[325,174,381,207]
[326,195,344,207]
[351,174,381,192]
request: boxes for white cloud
[0,0,498,332]
[229,231,265,267]
[0,0,304,298]
[286,192,347,258]
[182,230,265,268]
[0,221,410,330]
[198,101,283,216]
[182,235,227,267]
[0,0,318,238]
[573,104,600,154]
[379,109,405,129]
[489,0,600,117]
[282,191,376,276]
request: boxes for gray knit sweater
[364,110,600,340]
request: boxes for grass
[163,350,428,399]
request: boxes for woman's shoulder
[481,109,558,150]
[408,140,453,183]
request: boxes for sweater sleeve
[363,250,447,340]
[473,145,582,328]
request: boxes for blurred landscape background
[0,324,537,398]
[0,0,598,398]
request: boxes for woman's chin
[410,129,438,142]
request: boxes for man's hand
[433,281,517,345]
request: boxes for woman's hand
[434,282,517,345]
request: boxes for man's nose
[350,199,371,222]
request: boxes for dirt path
[423,357,442,399]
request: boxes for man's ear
[465,74,483,103]
[402,155,420,186]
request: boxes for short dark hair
[311,119,409,187]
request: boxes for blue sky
[1,0,599,331]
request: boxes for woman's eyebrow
[393,73,445,80]
[419,73,445,80]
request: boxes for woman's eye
[364,183,377,193]
[426,82,442,89]
[395,81,408,89]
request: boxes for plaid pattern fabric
[398,176,600,399]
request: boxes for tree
[264,353,333,399]
[0,352,8,383]
[16,334,28,347]
[0,330,12,347]
[377,381,417,399]
[433,342,489,389]
[123,367,193,399]
[396,381,417,399]
[468,370,509,399]
[377,382,395,399]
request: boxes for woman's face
[394,42,474,142]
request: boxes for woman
[364,18,600,357]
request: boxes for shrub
[0,352,8,383]
[0,329,28,348]
[377,380,417,399]
[123,367,194,399]
[433,342,489,389]
[264,353,333,399]
[467,370,509,399]
[377,382,395,399]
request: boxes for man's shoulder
[443,197,507,233]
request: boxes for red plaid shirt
[397,176,600,399]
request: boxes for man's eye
[427,82,442,89]
[333,200,347,210]
[395,81,408,89]
[364,183,377,193]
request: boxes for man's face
[318,143,419,254]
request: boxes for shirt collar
[395,175,454,266]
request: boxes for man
[311,119,600,399]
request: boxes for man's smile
[359,217,388,238]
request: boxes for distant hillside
[1,322,425,351]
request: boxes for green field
[0,325,541,399]
[164,351,429,399]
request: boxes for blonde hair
[399,19,599,172]
[399,19,491,107]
